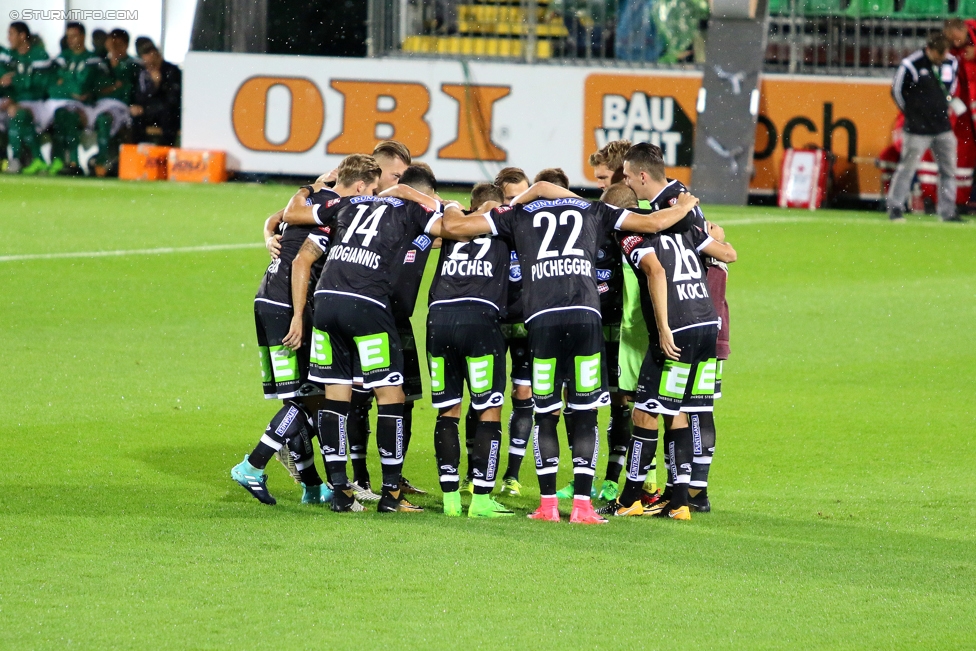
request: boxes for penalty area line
[0,242,265,263]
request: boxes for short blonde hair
[372,140,411,165]
[337,154,382,187]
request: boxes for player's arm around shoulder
[282,237,325,350]
[283,187,316,225]
[510,181,579,205]
[264,209,284,259]
[702,239,737,264]
[438,203,494,241]
[620,192,700,234]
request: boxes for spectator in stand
[887,33,961,222]
[134,36,153,54]
[91,29,108,59]
[131,40,180,146]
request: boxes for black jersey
[648,179,716,267]
[313,195,440,308]
[502,249,524,323]
[428,235,510,313]
[390,232,435,322]
[618,222,718,334]
[595,234,623,325]
[486,198,631,323]
[255,224,331,308]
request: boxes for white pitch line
[720,215,965,227]
[0,242,265,263]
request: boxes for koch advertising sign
[183,52,897,196]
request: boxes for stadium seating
[401,0,565,59]
[897,0,947,17]
[845,0,896,16]
[802,0,845,16]
[952,0,976,14]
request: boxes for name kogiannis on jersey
[618,223,718,334]
[485,198,631,322]
[312,195,441,308]
[428,235,510,313]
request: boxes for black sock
[376,403,405,493]
[402,400,414,457]
[620,424,658,504]
[605,402,632,484]
[318,399,350,489]
[249,401,309,469]
[434,415,461,493]
[504,397,533,480]
[288,421,323,486]
[690,412,716,497]
[464,406,478,480]
[347,389,373,486]
[563,408,577,456]
[666,426,693,508]
[471,420,503,495]
[570,409,598,498]
[533,412,560,495]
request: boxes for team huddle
[232,137,737,524]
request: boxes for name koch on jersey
[429,236,510,312]
[313,195,441,307]
[484,198,631,322]
[619,225,718,333]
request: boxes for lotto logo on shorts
[311,328,332,366]
[354,333,390,372]
[429,355,445,392]
[575,353,602,393]
[660,361,691,399]
[269,345,298,382]
[532,358,557,396]
[467,355,493,392]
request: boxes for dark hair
[533,167,570,189]
[66,22,85,35]
[600,183,639,209]
[470,182,504,208]
[109,28,130,44]
[927,32,950,53]
[336,154,382,187]
[494,167,529,188]
[399,164,437,194]
[9,21,30,37]
[372,140,411,165]
[623,143,667,182]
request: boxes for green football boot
[556,479,598,499]
[21,158,48,176]
[231,456,276,505]
[48,158,64,176]
[443,491,463,517]
[468,493,515,518]
[459,478,473,494]
[598,480,620,502]
[498,477,522,497]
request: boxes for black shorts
[254,301,321,400]
[635,324,718,416]
[309,293,404,389]
[604,324,621,393]
[426,304,507,410]
[501,322,531,386]
[396,318,424,402]
[526,310,610,413]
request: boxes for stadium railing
[367,0,956,75]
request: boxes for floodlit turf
[1,176,974,649]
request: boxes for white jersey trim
[313,290,387,309]
[695,236,715,252]
[254,297,292,309]
[613,209,633,231]
[671,320,720,334]
[424,213,443,234]
[484,214,499,236]
[631,246,656,266]
[429,297,500,311]
[648,180,680,205]
[525,305,602,323]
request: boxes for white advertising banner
[181,52,701,188]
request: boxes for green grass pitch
[1,176,974,649]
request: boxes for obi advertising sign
[183,52,898,198]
